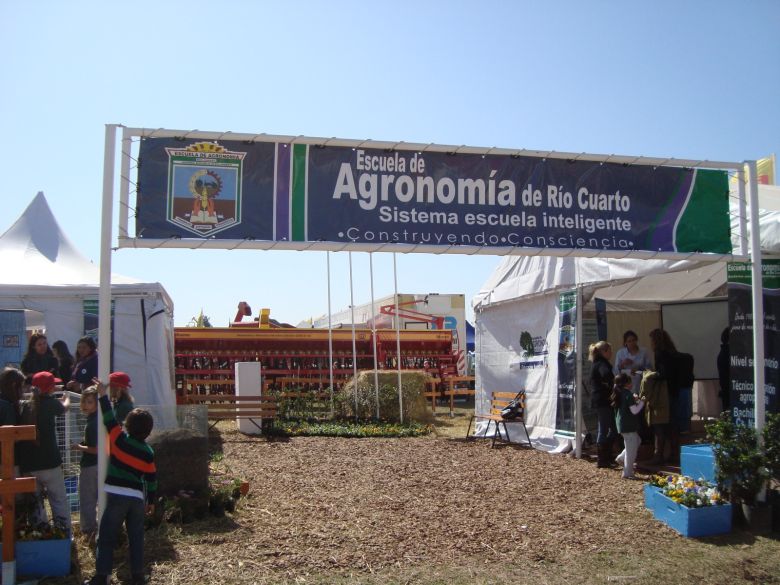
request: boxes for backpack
[674,352,695,388]
[500,392,524,420]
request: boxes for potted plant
[0,495,71,578]
[706,413,771,533]
[763,412,780,530]
[209,477,237,516]
[643,473,731,537]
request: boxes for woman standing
[648,329,678,464]
[613,330,652,393]
[66,336,98,392]
[52,340,75,385]
[20,334,59,377]
[17,371,72,535]
[589,340,616,468]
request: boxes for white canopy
[474,186,780,312]
[0,192,175,408]
[471,185,779,451]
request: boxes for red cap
[109,371,132,388]
[31,371,62,394]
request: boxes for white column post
[746,161,765,439]
[97,124,118,518]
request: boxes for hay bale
[147,428,209,496]
[336,371,434,423]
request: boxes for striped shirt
[99,395,157,502]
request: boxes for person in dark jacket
[589,340,616,468]
[52,340,75,385]
[67,336,98,392]
[20,333,59,377]
[649,329,678,464]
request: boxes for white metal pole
[393,253,403,423]
[747,161,765,439]
[737,168,748,257]
[575,283,584,458]
[327,252,334,417]
[348,252,359,420]
[97,124,118,518]
[369,253,380,419]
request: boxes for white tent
[0,192,175,408]
[472,186,780,452]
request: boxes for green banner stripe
[292,144,307,241]
[676,169,731,253]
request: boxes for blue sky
[2,1,778,326]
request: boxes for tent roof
[474,185,779,311]
[0,192,139,286]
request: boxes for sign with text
[727,260,780,427]
[137,139,732,254]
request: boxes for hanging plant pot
[239,481,250,496]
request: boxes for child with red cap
[17,371,72,534]
[108,371,134,424]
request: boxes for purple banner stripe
[649,170,694,251]
[275,144,291,241]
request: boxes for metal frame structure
[99,124,766,504]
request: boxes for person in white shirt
[613,330,651,394]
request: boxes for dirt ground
[60,408,780,585]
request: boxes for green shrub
[764,412,780,482]
[266,419,432,438]
[706,413,769,505]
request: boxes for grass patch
[266,418,433,438]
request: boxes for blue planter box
[649,492,731,538]
[1,539,71,577]
[644,484,662,510]
[681,444,716,483]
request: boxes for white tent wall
[112,295,176,407]
[0,286,176,409]
[473,183,780,450]
[0,193,176,411]
[0,294,83,346]
[475,292,570,451]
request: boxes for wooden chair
[466,390,532,448]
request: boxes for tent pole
[746,161,765,442]
[575,282,583,458]
[393,253,403,424]
[327,251,334,417]
[348,252,358,420]
[98,123,118,519]
[369,253,380,419]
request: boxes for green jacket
[639,370,669,426]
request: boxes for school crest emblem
[165,142,246,236]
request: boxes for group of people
[20,333,99,391]
[589,328,693,478]
[1,332,158,585]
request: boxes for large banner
[727,260,780,427]
[555,290,577,436]
[136,139,732,254]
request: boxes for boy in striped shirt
[85,378,157,585]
